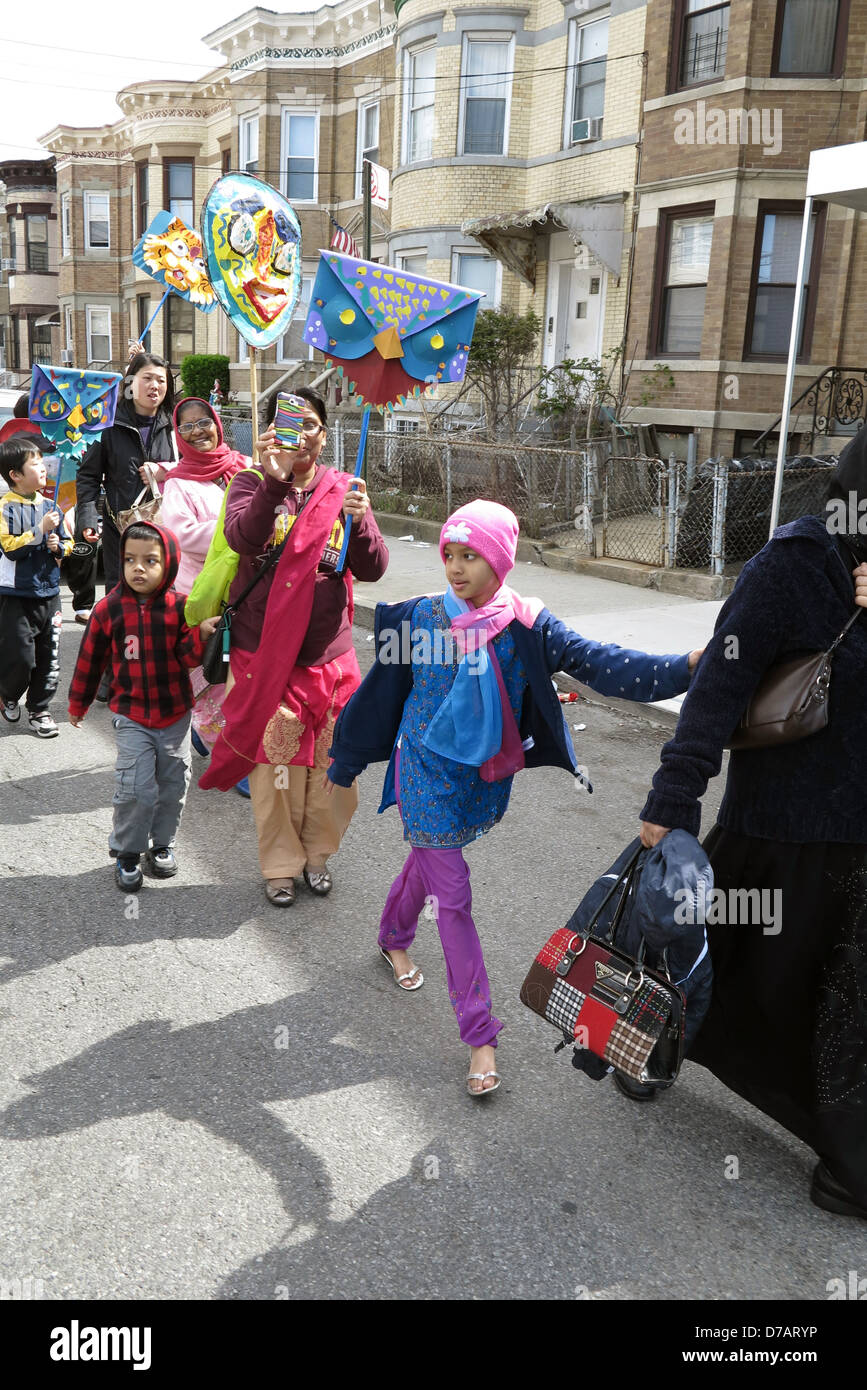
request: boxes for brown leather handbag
[727,608,861,751]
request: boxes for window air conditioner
[1,258,15,271]
[60,349,73,365]
[571,117,602,144]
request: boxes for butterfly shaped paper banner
[303,250,484,410]
[29,365,122,462]
[29,365,122,513]
[200,173,302,349]
[133,212,218,310]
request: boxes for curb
[373,510,734,600]
[352,594,682,732]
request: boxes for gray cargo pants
[109,711,192,859]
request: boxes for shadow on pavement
[0,986,405,1231]
[0,867,257,983]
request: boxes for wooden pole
[249,345,259,452]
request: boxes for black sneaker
[144,847,177,878]
[29,711,59,738]
[115,856,143,892]
[810,1162,867,1219]
[1,699,20,723]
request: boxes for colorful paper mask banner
[303,250,484,410]
[29,365,122,462]
[29,365,122,513]
[201,173,303,349]
[133,212,218,310]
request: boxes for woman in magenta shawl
[199,388,389,907]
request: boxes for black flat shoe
[811,1162,867,1219]
[303,868,332,896]
[613,1070,660,1103]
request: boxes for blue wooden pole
[335,403,371,575]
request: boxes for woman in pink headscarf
[161,398,250,761]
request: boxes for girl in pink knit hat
[329,498,702,1096]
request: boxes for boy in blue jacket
[328,499,701,1098]
[0,437,73,737]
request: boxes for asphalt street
[0,594,864,1303]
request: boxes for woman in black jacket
[76,352,177,597]
[638,432,867,1219]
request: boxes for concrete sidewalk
[354,525,726,724]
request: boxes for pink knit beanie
[439,499,520,583]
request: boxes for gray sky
[0,1,320,163]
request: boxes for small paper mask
[133,212,218,310]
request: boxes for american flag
[329,216,361,259]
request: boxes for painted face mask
[201,173,302,348]
[133,212,218,310]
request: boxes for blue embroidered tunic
[396,595,526,848]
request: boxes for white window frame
[397,248,428,275]
[83,191,110,252]
[277,274,314,364]
[402,43,436,166]
[64,304,73,350]
[61,193,72,257]
[280,108,319,205]
[457,32,515,159]
[238,334,249,364]
[355,99,380,198]
[85,305,111,363]
[450,248,502,307]
[563,16,609,149]
[239,113,259,174]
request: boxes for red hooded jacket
[68,520,204,728]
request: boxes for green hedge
[179,354,230,402]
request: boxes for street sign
[366,159,390,209]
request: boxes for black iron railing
[750,366,867,456]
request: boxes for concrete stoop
[373,510,735,601]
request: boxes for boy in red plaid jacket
[68,520,218,892]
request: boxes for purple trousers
[378,844,503,1048]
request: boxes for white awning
[461,196,626,285]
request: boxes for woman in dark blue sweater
[640,431,867,1219]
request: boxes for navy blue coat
[641,518,867,843]
[328,594,692,806]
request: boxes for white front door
[544,241,605,368]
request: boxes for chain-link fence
[217,411,837,574]
[339,426,583,537]
[220,410,254,457]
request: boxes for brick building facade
[35,0,867,455]
[40,0,395,404]
[625,0,867,458]
[0,159,58,377]
[390,0,646,424]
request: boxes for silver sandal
[467,1070,501,1096]
[379,946,424,992]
